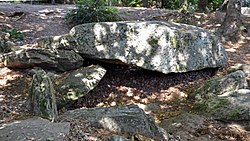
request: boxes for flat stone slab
[0,117,70,141]
[1,48,84,71]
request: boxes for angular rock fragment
[55,65,106,108]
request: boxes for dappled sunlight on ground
[224,36,250,65]
[0,67,32,123]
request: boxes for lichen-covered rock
[196,89,250,121]
[55,65,106,108]
[193,70,250,121]
[0,117,70,141]
[37,21,227,74]
[30,70,58,121]
[194,70,248,102]
[58,104,169,140]
[1,48,84,71]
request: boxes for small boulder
[196,89,250,121]
[193,70,250,121]
[1,48,84,71]
[54,65,106,108]
[29,70,58,121]
[58,104,168,140]
[0,117,70,141]
[37,21,227,74]
[194,70,248,102]
[159,113,222,141]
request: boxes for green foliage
[1,28,25,40]
[163,0,222,12]
[121,0,141,7]
[65,0,121,26]
[208,0,223,11]
[162,0,179,9]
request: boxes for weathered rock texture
[58,104,168,140]
[194,70,250,121]
[1,48,84,71]
[37,21,228,74]
[55,65,107,108]
[200,89,250,121]
[194,70,248,102]
[160,113,223,141]
[30,70,58,121]
[0,117,70,141]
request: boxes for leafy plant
[121,0,141,7]
[208,0,223,11]
[1,28,25,40]
[65,0,121,26]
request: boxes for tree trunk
[161,0,167,8]
[142,0,148,7]
[51,0,55,5]
[198,0,207,12]
[179,0,189,14]
[220,0,242,40]
[220,0,229,12]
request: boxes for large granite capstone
[37,21,227,74]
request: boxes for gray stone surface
[37,21,227,74]
[29,70,58,121]
[0,117,70,141]
[58,104,168,140]
[194,70,248,102]
[55,65,107,108]
[1,48,84,71]
[193,70,250,121]
[198,89,250,121]
[159,113,223,141]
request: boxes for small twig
[14,13,26,21]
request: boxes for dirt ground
[0,3,250,140]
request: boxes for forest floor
[0,3,250,140]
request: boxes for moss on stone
[208,98,230,111]
[227,108,240,119]
[147,37,159,47]
[195,98,231,114]
[170,35,180,48]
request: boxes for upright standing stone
[29,69,58,121]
